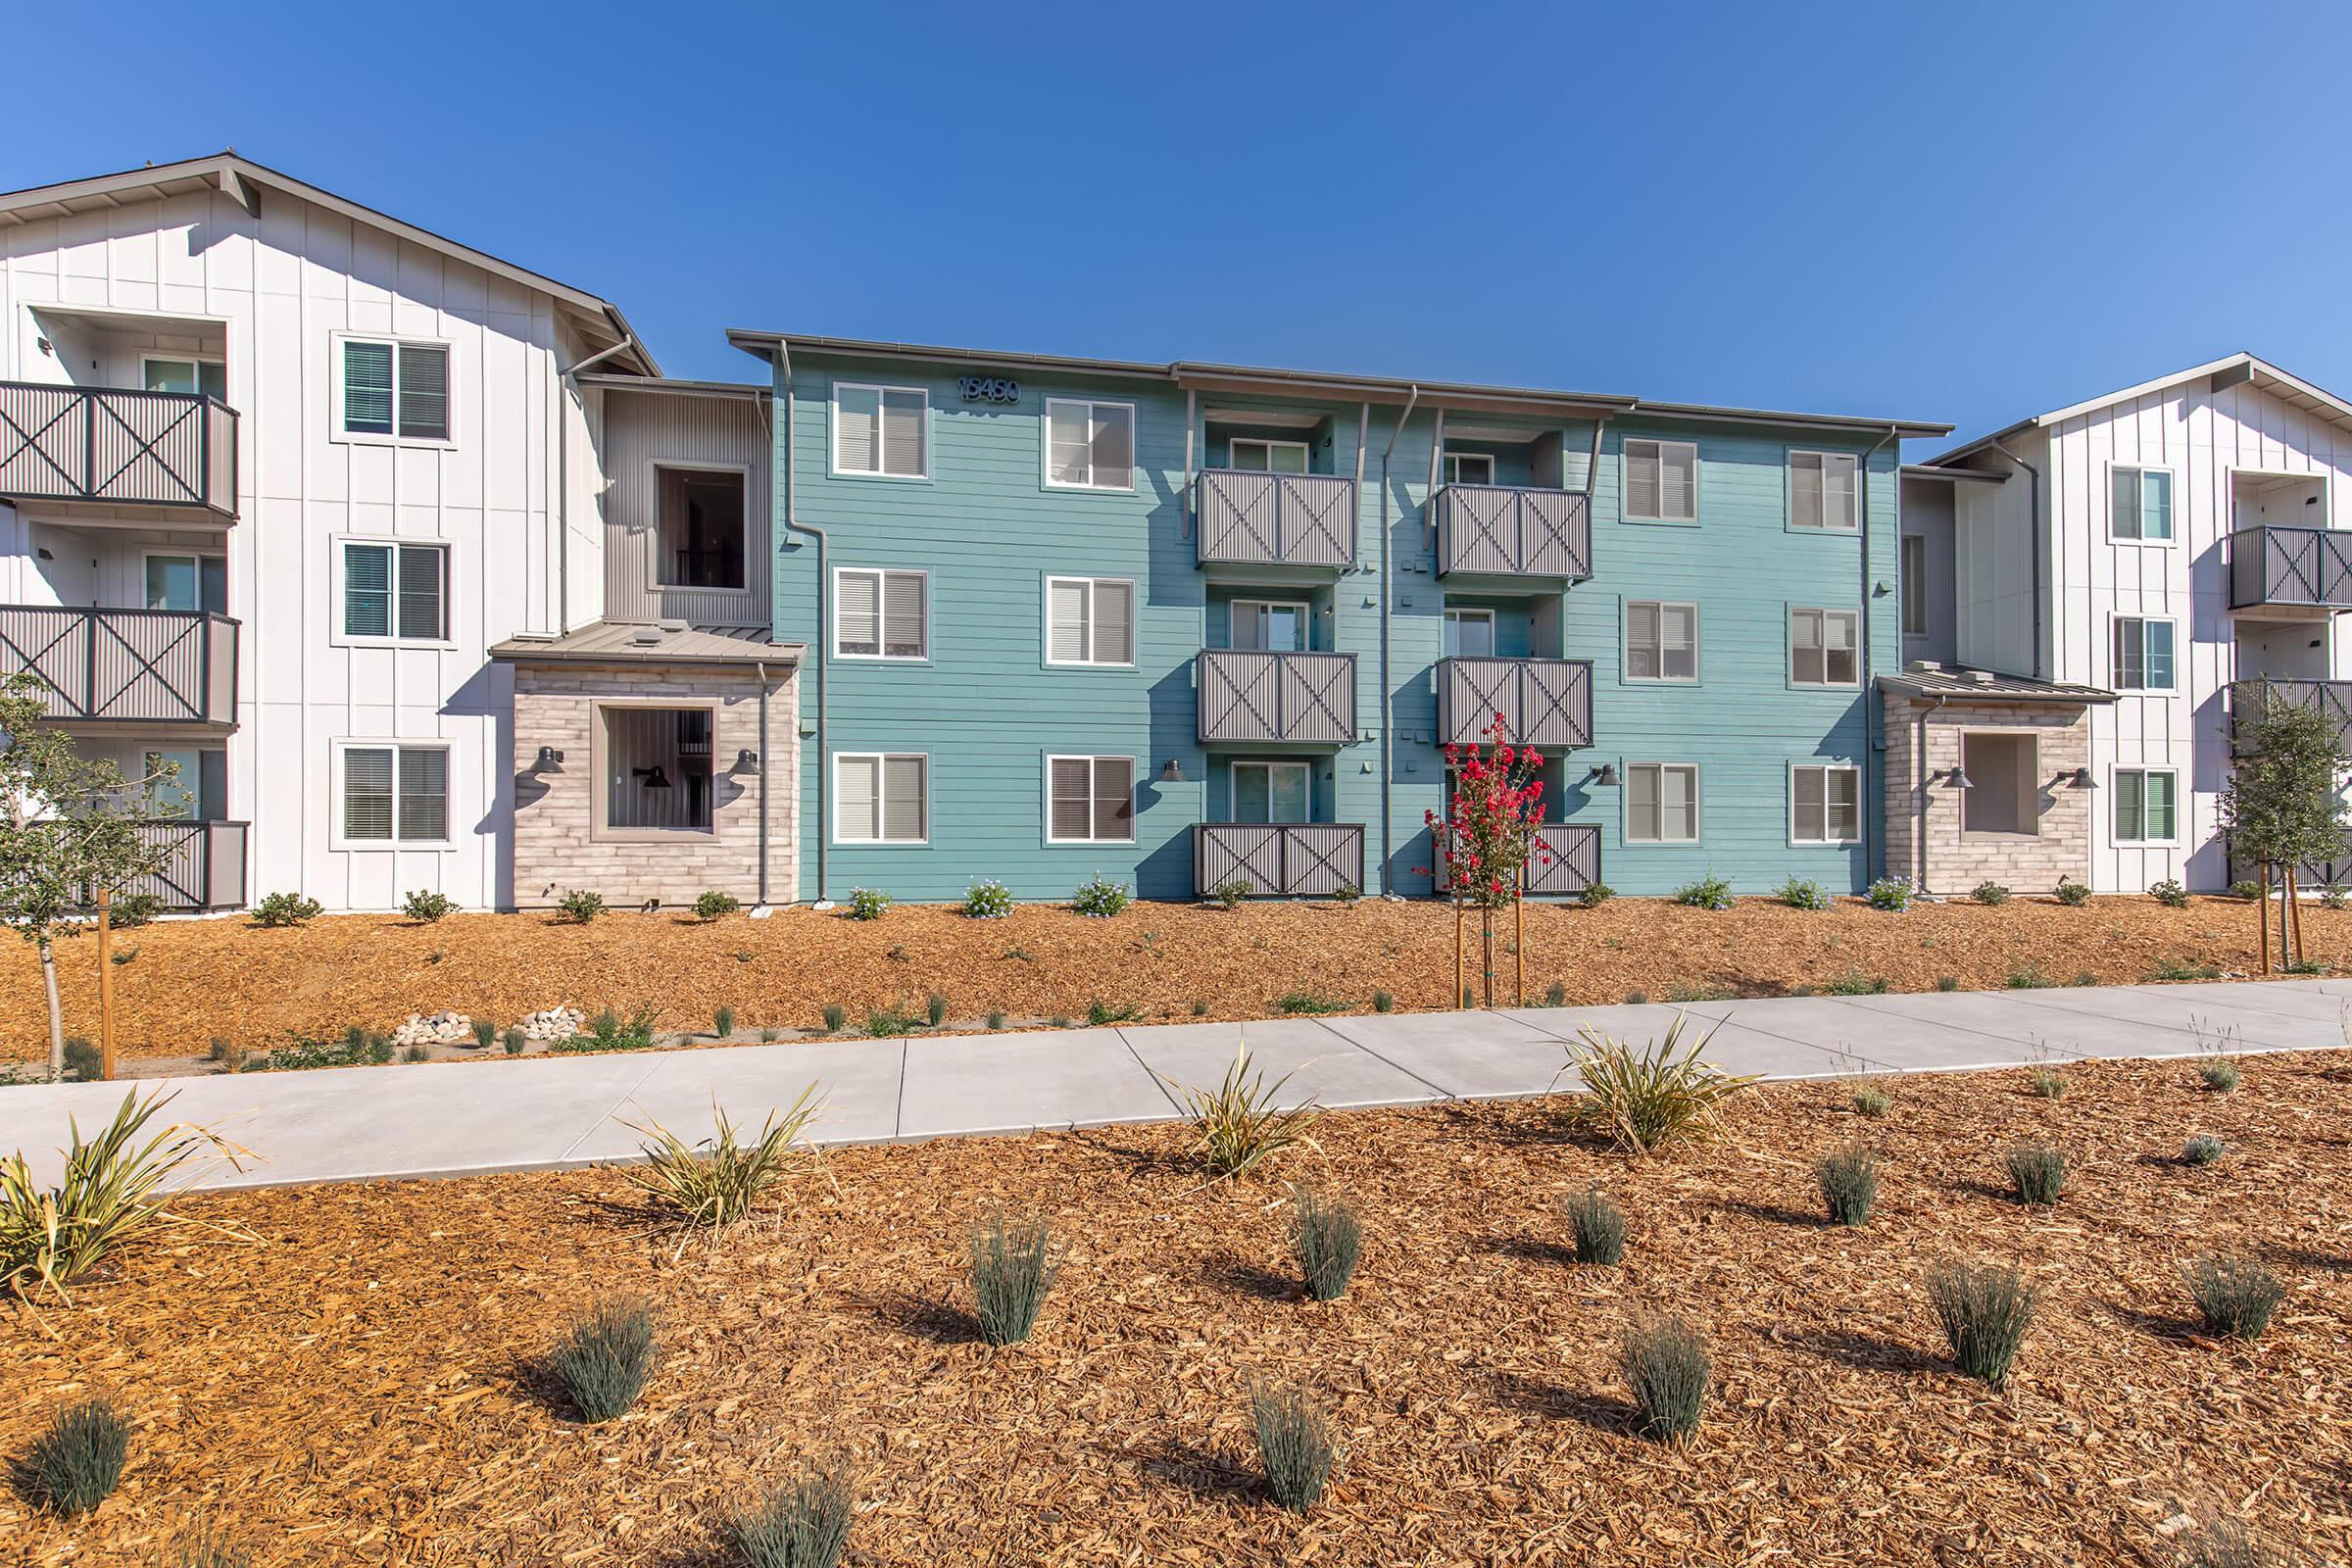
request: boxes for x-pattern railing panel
[0,382,234,512]
[1440,658,1593,748]
[1194,824,1364,896]
[0,606,232,723]
[2232,525,2352,609]
[1198,650,1357,744]
[1436,485,1592,578]
[1197,469,1355,567]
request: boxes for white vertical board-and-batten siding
[0,183,590,909]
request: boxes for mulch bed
[0,895,2328,1064]
[6,1051,2350,1565]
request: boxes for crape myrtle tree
[0,673,173,1075]
[1424,711,1549,1006]
[2218,690,2350,970]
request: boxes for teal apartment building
[725,331,1946,906]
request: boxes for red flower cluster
[1426,712,1548,908]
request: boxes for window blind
[837,755,878,840]
[837,571,880,656]
[880,389,926,476]
[1092,756,1133,841]
[397,747,448,841]
[1049,757,1093,840]
[1048,578,1089,662]
[396,545,444,640]
[343,341,394,435]
[836,386,880,472]
[345,545,392,638]
[343,748,394,840]
[397,346,449,440]
[882,755,926,841]
[881,572,925,658]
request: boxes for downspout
[1377,385,1421,894]
[1861,423,1897,885]
[553,334,638,636]
[1987,435,2044,680]
[775,344,829,904]
[756,661,771,906]
[1918,692,1947,894]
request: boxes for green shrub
[2199,1056,2241,1094]
[2182,1133,2225,1165]
[400,1042,431,1064]
[1332,881,1361,904]
[1085,999,1140,1025]
[152,1513,253,1566]
[1864,876,1914,911]
[842,886,889,921]
[1935,974,1961,992]
[694,890,741,922]
[925,993,950,1028]
[555,1005,657,1054]
[962,878,1013,919]
[2324,885,2351,911]
[1277,991,1349,1015]
[821,1004,846,1033]
[469,1017,497,1050]
[1674,871,1734,910]
[205,1038,250,1072]
[1,1089,245,1298]
[2072,970,2099,987]
[1562,1014,1756,1155]
[2153,956,2224,981]
[726,1462,854,1568]
[252,891,322,927]
[502,1027,527,1055]
[863,1007,919,1039]
[1826,967,1888,996]
[401,888,458,923]
[2030,1066,2069,1099]
[1972,880,2009,906]
[1926,1260,2037,1386]
[969,1212,1057,1346]
[1816,1143,1879,1226]
[984,1010,1005,1030]
[2149,878,2189,907]
[2007,963,2052,990]
[1250,1384,1336,1513]
[713,1005,737,1039]
[1543,980,1566,1007]
[1624,990,1648,1004]
[1578,880,1615,907]
[27,1396,129,1513]
[623,1092,823,1232]
[2230,879,2264,902]
[550,1299,655,1422]
[1778,875,1830,911]
[1850,1080,1891,1117]
[1291,1187,1362,1301]
[2006,1142,2066,1205]
[2054,879,2091,906]
[557,888,604,923]
[1071,873,1132,917]
[1048,1014,1073,1029]
[1371,989,1395,1013]
[1178,1046,1319,1181]
[106,891,164,929]
[61,1037,101,1082]
[2182,1253,2285,1342]
[1191,998,1208,1015]
[1209,875,1253,909]
[1620,1313,1709,1443]
[1564,1188,1625,1264]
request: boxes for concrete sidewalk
[4,978,2347,1192]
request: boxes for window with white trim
[2112,615,2177,691]
[1046,755,1135,843]
[1232,760,1311,824]
[340,744,449,843]
[1046,576,1135,664]
[2114,767,2179,843]
[1792,763,1862,844]
[1789,608,1860,686]
[1045,399,1135,490]
[1229,598,1308,653]
[340,339,449,440]
[143,357,225,401]
[1899,533,1928,635]
[1444,451,1494,486]
[2111,466,2174,541]
[1626,762,1699,843]
[1624,600,1698,681]
[834,568,927,660]
[342,542,448,641]
[1228,437,1308,474]
[833,383,928,477]
[834,753,927,843]
[1443,607,1495,659]
[1623,438,1697,521]
[1789,450,1859,530]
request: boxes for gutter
[553,333,638,635]
[1987,435,2044,679]
[1862,422,1898,885]
[756,661,772,906]
[1376,385,1420,895]
[774,343,829,905]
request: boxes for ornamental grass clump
[154,1513,252,1567]
[2182,1253,2285,1342]
[1250,1384,1336,1513]
[713,1004,737,1039]
[726,1461,854,1568]
[1564,1187,1625,1264]
[1816,1142,1879,1226]
[969,1211,1057,1346]
[470,1017,497,1050]
[925,993,950,1028]
[549,1299,655,1422]
[1925,1260,2037,1386]
[26,1397,129,1514]
[1850,1080,1891,1117]
[2182,1133,2226,1166]
[623,1090,823,1239]
[1291,1186,1362,1301]
[1620,1313,1709,1443]
[2178,1518,2283,1568]
[1561,1012,1755,1155]
[1176,1044,1320,1181]
[2006,1142,2067,1205]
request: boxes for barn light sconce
[732,749,760,772]
[1589,763,1620,787]
[634,765,672,790]
[532,746,564,773]
[1160,759,1186,782]
[1947,766,1974,790]
[2067,767,2095,790]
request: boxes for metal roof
[491,622,802,667]
[1877,666,2116,705]
[1900,463,2008,483]
[1924,353,2352,468]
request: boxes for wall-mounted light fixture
[1947,766,1974,789]
[732,749,760,772]
[1589,763,1620,787]
[532,746,564,773]
[1160,759,1186,782]
[634,765,672,790]
[2068,767,2095,790]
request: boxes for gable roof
[0,152,656,375]
[1927,352,2352,467]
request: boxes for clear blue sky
[9,1,2348,452]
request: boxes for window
[1626,762,1700,843]
[1232,760,1312,825]
[145,554,226,614]
[1228,437,1309,474]
[1961,733,2037,835]
[142,357,225,400]
[602,707,713,833]
[1899,534,1928,636]
[143,748,202,820]
[833,383,928,477]
[1624,600,1698,681]
[655,467,747,590]
[834,753,927,843]
[341,542,447,641]
[1623,438,1697,522]
[1789,608,1860,686]
[1230,599,1309,654]
[1443,607,1495,659]
[1045,399,1135,491]
[339,339,449,440]
[2112,616,2177,691]
[2111,466,2174,542]
[1046,576,1136,665]
[1444,451,1494,486]
[2114,767,2180,843]
[1792,763,1862,844]
[1789,451,1859,530]
[834,568,927,660]
[340,744,449,844]
[1046,755,1135,843]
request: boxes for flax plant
[1560,1012,1757,1155]
[623,1089,824,1249]
[1175,1041,1321,1181]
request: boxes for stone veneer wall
[1881,693,2093,897]
[511,662,799,908]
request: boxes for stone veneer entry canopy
[1881,690,2097,896]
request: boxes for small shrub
[2230,878,2264,902]
[1926,1260,2037,1386]
[1250,1384,1336,1513]
[1816,1143,1879,1226]
[1778,875,1830,911]
[2007,963,2052,990]
[1864,876,1914,912]
[694,890,741,922]
[1563,1014,1756,1155]
[962,878,1013,919]
[1935,974,1961,992]
[2182,1133,2225,1165]
[821,1003,846,1033]
[1674,871,1734,910]
[1048,1014,1074,1029]
[205,1038,250,1073]
[502,1027,527,1055]
[979,1009,1004,1031]
[2030,1066,2069,1099]
[1578,880,1615,907]
[107,891,164,929]
[726,1463,855,1568]
[1332,881,1361,904]
[1564,1188,1626,1264]
[2006,1142,2066,1204]
[1085,999,1140,1026]
[2181,1253,2285,1342]
[2072,970,2098,987]
[1291,1187,1363,1301]
[2153,956,2224,981]
[1851,1080,1891,1117]
[760,1028,780,1043]
[1972,880,2009,906]
[2199,1056,2241,1095]
[1620,1314,1709,1443]
[2054,878,2091,906]
[2325,885,2351,911]
[557,888,604,923]
[1191,998,1208,1016]
[2178,1518,2281,1568]
[1209,875,1253,909]
[153,1513,253,1567]
[1624,990,1648,1004]
[864,1007,919,1039]
[402,888,458,922]
[1277,991,1349,1015]
[925,993,950,1028]
[969,1212,1057,1346]
[2149,878,2190,908]
[61,1037,101,1082]
[27,1396,129,1513]
[550,1299,655,1422]
[1826,967,1888,996]
[252,891,322,927]
[400,1042,431,1063]
[624,1093,822,1234]
[713,1005,737,1039]
[1539,980,1564,1007]
[1071,873,1132,917]
[1371,989,1395,1013]
[842,886,890,921]
[1178,1046,1319,1180]
[557,1004,658,1054]
[468,1017,497,1050]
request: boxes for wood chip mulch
[1,894,2331,1062]
[5,1051,2350,1565]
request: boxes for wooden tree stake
[97,887,116,1081]
[1453,897,1464,1009]
[1514,892,1525,1007]
[2259,863,2273,975]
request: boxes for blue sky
[8,1,2348,451]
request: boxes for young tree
[1424,712,1548,1006]
[2218,692,2349,968]
[0,673,172,1076]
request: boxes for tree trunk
[2258,864,2273,975]
[2288,865,2305,966]
[1480,909,1494,1008]
[40,937,65,1077]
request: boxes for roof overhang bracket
[2211,361,2256,395]
[216,166,258,218]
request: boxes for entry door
[1233,760,1311,824]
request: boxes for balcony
[2229,525,2352,613]
[0,382,238,516]
[1434,484,1592,579]
[127,819,249,910]
[2230,678,2352,752]
[0,607,238,725]
[1197,649,1357,745]
[1438,821,1601,897]
[1437,657,1592,748]
[1195,469,1356,570]
[1194,822,1364,898]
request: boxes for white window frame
[329,738,454,851]
[1443,606,1496,659]
[646,460,754,593]
[830,381,931,479]
[1227,437,1310,473]
[1788,607,1862,688]
[1444,451,1495,487]
[1899,533,1928,636]
[592,698,721,841]
[1043,754,1138,845]
[1043,575,1137,667]
[330,535,453,648]
[1230,760,1313,825]
[2110,614,2179,692]
[1623,599,1699,683]
[1229,597,1312,654]
[2109,463,2179,545]
[1622,438,1699,522]
[1624,761,1701,845]
[831,566,929,662]
[140,354,225,400]
[1789,761,1864,846]
[1788,449,1861,532]
[142,550,223,613]
[1042,398,1137,492]
[329,331,455,448]
[2112,765,2182,846]
[831,751,930,846]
